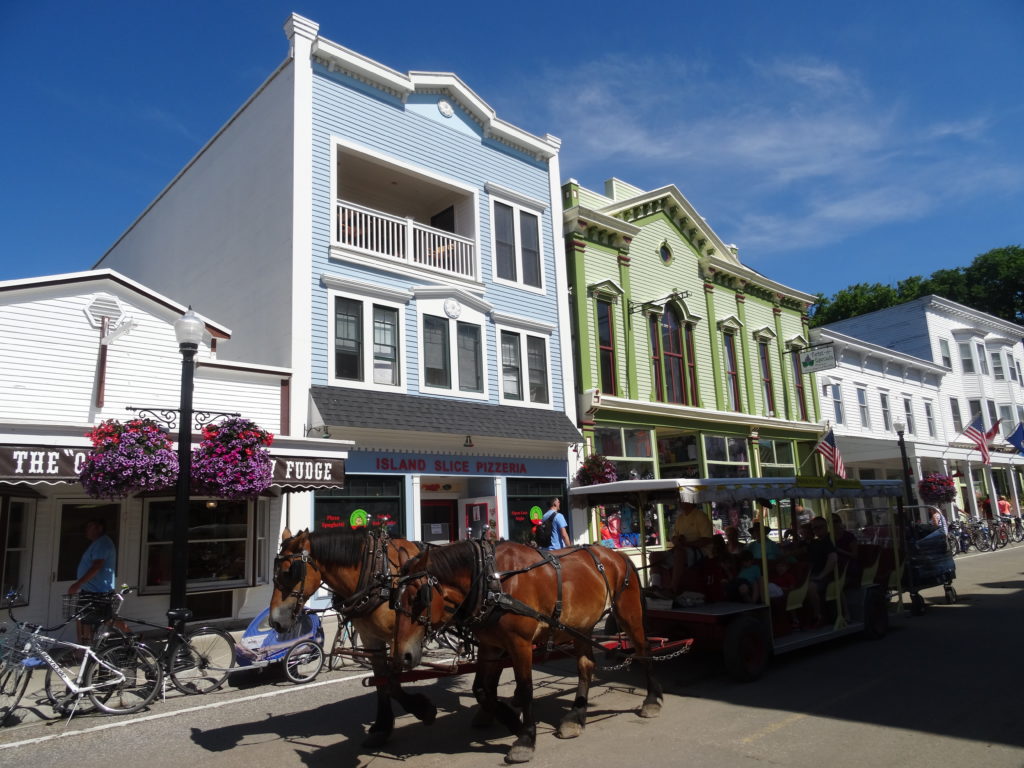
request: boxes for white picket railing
[335,200,476,281]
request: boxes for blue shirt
[542,509,568,551]
[77,534,117,592]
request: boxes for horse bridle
[273,549,321,621]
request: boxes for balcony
[334,200,477,281]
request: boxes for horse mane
[304,528,368,568]
[419,540,480,583]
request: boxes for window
[987,400,998,428]
[939,338,952,368]
[1010,358,1019,382]
[830,384,844,424]
[791,350,808,420]
[723,330,742,412]
[879,392,892,431]
[457,322,483,393]
[967,398,982,421]
[658,308,698,406]
[703,434,751,478]
[958,341,974,373]
[857,387,870,427]
[903,397,915,434]
[594,426,655,486]
[659,243,672,263]
[977,343,989,375]
[759,341,775,416]
[1018,361,1023,383]
[332,294,403,388]
[991,352,1005,380]
[423,315,451,388]
[143,499,265,593]
[315,476,406,538]
[499,329,550,405]
[1,498,33,603]
[950,397,964,433]
[924,400,936,438]
[493,200,542,289]
[648,316,663,401]
[597,299,617,396]
[999,405,1014,437]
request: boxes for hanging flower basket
[574,454,618,486]
[191,417,274,500]
[918,473,957,504]
[79,418,178,499]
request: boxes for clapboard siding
[308,65,566,410]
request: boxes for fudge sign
[0,445,90,481]
[272,456,346,488]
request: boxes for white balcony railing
[335,200,476,281]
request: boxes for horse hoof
[471,709,496,728]
[363,730,390,749]
[505,745,535,764]
[556,721,583,739]
[639,702,662,719]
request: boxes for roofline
[0,269,232,339]
[812,327,949,375]
[825,294,1024,340]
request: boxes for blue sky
[2,1,1021,300]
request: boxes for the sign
[271,456,346,489]
[0,445,90,482]
[345,450,567,478]
[795,344,837,374]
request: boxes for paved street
[3,546,1023,768]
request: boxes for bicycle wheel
[995,526,1009,549]
[946,534,959,556]
[1013,523,1024,544]
[170,627,235,695]
[0,664,31,725]
[46,628,129,715]
[283,641,324,683]
[327,620,360,670]
[86,643,162,715]
[972,529,991,552]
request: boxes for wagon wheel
[944,585,957,604]
[909,593,927,616]
[723,614,770,682]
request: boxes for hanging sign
[795,344,837,374]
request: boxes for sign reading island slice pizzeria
[1,444,345,490]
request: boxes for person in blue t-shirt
[69,519,118,641]
[541,498,571,550]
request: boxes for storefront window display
[143,499,262,593]
[657,432,699,479]
[1,498,34,604]
[507,478,565,545]
[594,426,655,481]
[314,475,405,537]
[594,501,662,549]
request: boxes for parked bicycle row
[0,587,375,727]
[947,516,1024,554]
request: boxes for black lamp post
[170,308,205,630]
[893,420,917,507]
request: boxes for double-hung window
[649,315,663,401]
[498,328,551,406]
[830,384,844,424]
[657,307,699,406]
[903,397,915,434]
[492,197,543,290]
[597,299,617,396]
[938,338,952,368]
[758,341,775,416]
[857,387,870,427]
[991,352,1005,380]
[924,400,936,438]
[1,498,33,604]
[331,290,406,390]
[949,397,964,433]
[977,343,989,375]
[879,392,892,431]
[958,342,974,373]
[791,350,808,420]
[418,297,487,398]
[723,330,742,412]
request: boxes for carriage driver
[650,502,714,595]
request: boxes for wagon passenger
[650,502,713,594]
[805,516,838,626]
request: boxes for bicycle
[1,592,162,724]
[1011,517,1024,544]
[992,518,1011,549]
[99,588,237,695]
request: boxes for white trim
[489,311,555,336]
[548,151,576,424]
[494,323,553,410]
[416,299,490,401]
[326,286,408,393]
[329,248,485,290]
[321,274,414,303]
[412,285,492,314]
[330,136,478,195]
[483,182,547,213]
[488,192,546,295]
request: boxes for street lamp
[170,308,205,630]
[892,420,917,507]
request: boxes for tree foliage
[810,246,1024,327]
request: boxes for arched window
[656,306,698,405]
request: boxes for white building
[817,295,1024,518]
[0,270,349,626]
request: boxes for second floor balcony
[334,200,477,281]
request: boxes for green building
[563,178,826,546]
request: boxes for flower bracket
[126,406,241,432]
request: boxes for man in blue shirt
[69,519,117,641]
[541,498,571,550]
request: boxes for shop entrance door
[420,499,457,544]
[50,501,121,625]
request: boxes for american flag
[813,428,847,478]
[962,415,990,464]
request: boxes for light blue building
[98,14,580,548]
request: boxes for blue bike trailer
[235,607,324,667]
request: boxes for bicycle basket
[0,625,57,663]
[63,593,115,621]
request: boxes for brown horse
[391,539,662,764]
[269,527,436,747]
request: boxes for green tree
[809,246,1023,326]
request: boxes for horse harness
[398,539,630,654]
